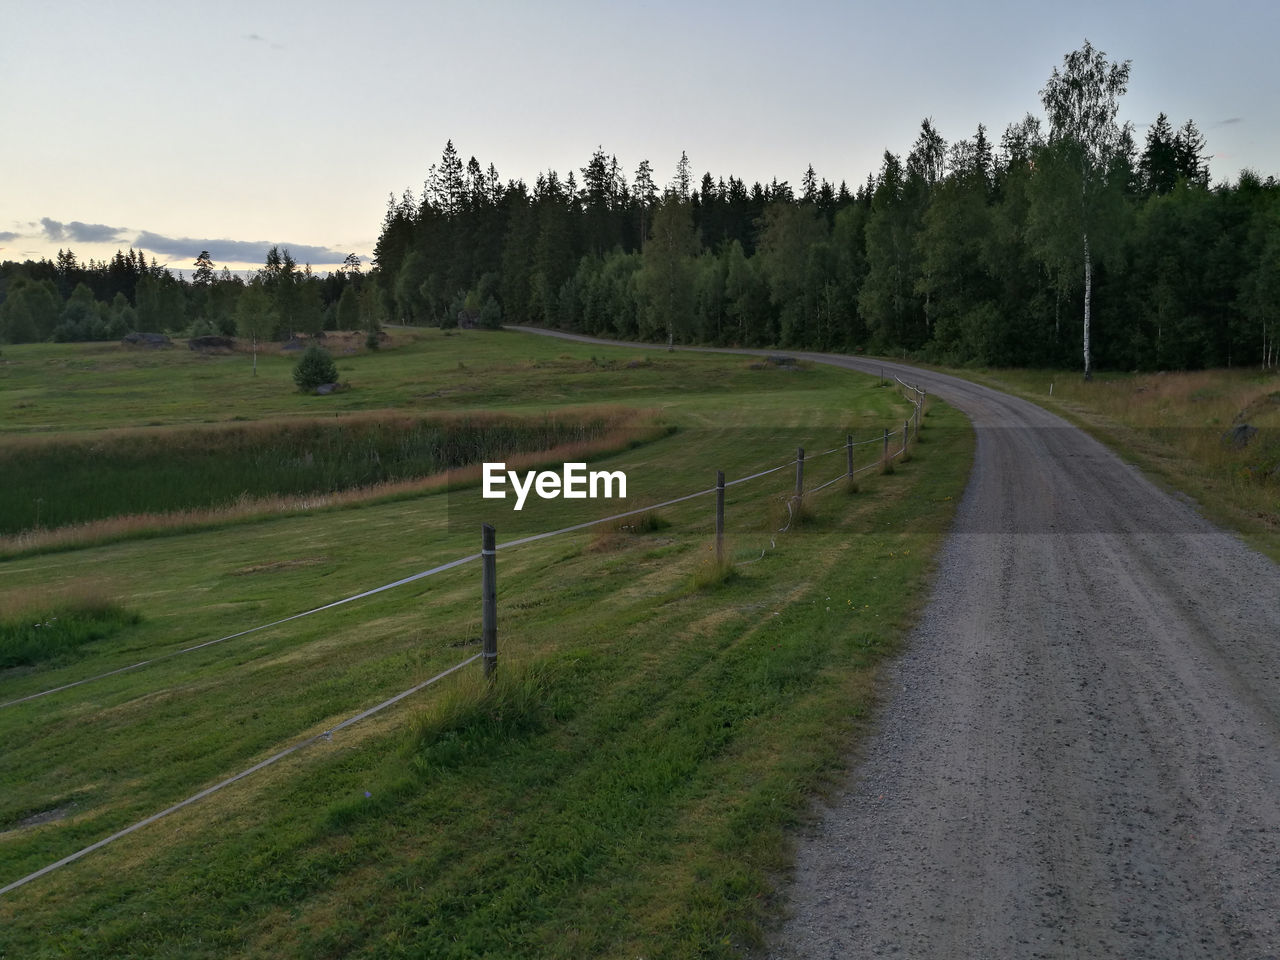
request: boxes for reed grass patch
[0,407,662,543]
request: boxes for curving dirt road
[511,330,1280,957]
[769,355,1280,959]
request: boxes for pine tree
[672,151,692,202]
[426,140,466,217]
[1173,120,1208,186]
[801,164,819,203]
[192,251,215,286]
[633,160,657,248]
[1139,113,1178,195]
[293,344,339,391]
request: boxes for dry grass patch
[233,557,330,576]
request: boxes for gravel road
[510,329,1280,957]
[770,355,1280,959]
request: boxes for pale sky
[2,0,1275,274]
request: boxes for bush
[293,344,339,391]
[479,295,503,329]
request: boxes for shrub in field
[293,345,339,391]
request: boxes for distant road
[511,326,1280,958]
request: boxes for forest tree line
[3,44,1277,371]
[0,246,375,346]
[370,44,1278,372]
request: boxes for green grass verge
[0,332,972,958]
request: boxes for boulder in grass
[1222,424,1258,449]
[188,335,234,351]
[763,354,800,371]
[122,332,172,348]
[314,383,340,396]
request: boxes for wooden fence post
[715,470,725,563]
[882,427,889,463]
[846,434,853,477]
[795,447,804,500]
[902,420,909,453]
[481,523,497,680]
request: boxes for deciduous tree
[1035,39,1132,380]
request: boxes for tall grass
[0,586,139,670]
[0,407,658,538]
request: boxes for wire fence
[1,379,927,897]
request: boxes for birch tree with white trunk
[1035,40,1132,381]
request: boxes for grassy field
[0,330,972,958]
[0,329,825,432]
[955,366,1280,561]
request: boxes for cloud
[243,32,283,49]
[18,218,355,268]
[1213,117,1243,127]
[134,231,351,266]
[41,218,130,244]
